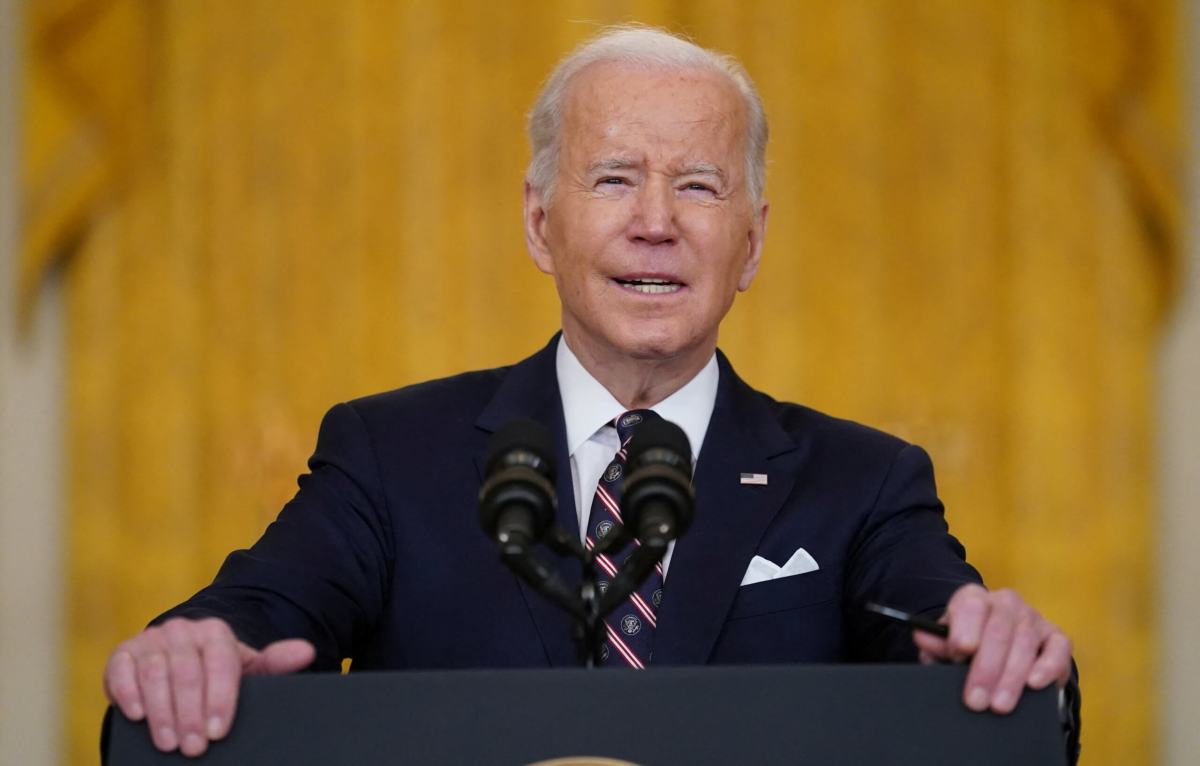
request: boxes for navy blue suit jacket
[160,336,982,671]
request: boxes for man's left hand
[912,584,1073,714]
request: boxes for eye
[599,177,627,185]
[682,182,716,193]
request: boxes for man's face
[525,62,767,365]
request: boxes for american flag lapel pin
[740,472,768,486]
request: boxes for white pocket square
[740,548,820,586]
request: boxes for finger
[945,585,990,659]
[244,639,317,676]
[912,629,950,660]
[104,649,146,721]
[987,616,1044,714]
[196,620,241,741]
[163,621,208,757]
[1028,631,1073,689]
[133,643,178,752]
[961,597,1017,711]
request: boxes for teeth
[615,277,682,294]
[628,282,681,294]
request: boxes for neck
[562,329,715,410]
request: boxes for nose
[629,176,677,245]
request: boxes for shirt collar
[555,335,719,461]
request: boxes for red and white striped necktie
[585,409,665,668]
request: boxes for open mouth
[613,277,684,295]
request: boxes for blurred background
[0,1,1195,764]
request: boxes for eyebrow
[586,158,727,181]
[677,162,725,180]
[586,157,642,174]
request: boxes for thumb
[241,639,317,676]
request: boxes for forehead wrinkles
[561,65,746,174]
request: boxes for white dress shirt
[555,335,719,578]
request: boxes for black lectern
[103,664,1068,765]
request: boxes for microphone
[478,419,557,554]
[621,417,694,546]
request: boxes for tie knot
[613,409,658,445]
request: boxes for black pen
[864,602,949,638]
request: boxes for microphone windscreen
[485,418,556,479]
[626,417,692,471]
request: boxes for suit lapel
[474,334,582,666]
[652,352,802,665]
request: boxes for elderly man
[103,26,1075,758]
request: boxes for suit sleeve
[842,442,1082,763]
[152,402,395,671]
[843,443,983,662]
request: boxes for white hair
[526,25,769,205]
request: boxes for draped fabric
[20,2,1181,763]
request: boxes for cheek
[689,222,750,278]
[550,212,621,266]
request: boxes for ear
[524,181,556,275]
[737,200,769,291]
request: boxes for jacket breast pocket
[726,568,839,620]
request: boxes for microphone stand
[496,522,669,668]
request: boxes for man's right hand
[103,617,315,758]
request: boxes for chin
[608,324,701,362]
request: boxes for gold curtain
[21,1,1181,763]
